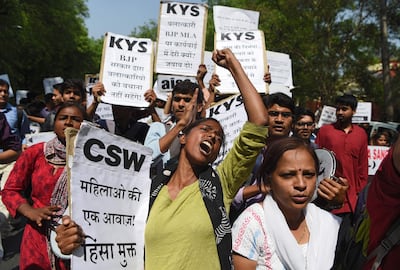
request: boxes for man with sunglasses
[144,80,204,168]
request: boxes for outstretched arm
[212,49,268,126]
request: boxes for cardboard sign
[155,2,207,76]
[100,32,153,107]
[206,94,247,165]
[69,123,152,269]
[215,30,267,94]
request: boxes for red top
[316,123,368,214]
[2,143,68,270]
[364,147,400,269]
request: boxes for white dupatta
[263,195,341,270]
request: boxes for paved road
[0,223,24,270]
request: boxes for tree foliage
[0,0,101,96]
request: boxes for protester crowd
[0,48,399,270]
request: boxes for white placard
[352,102,372,123]
[316,105,337,128]
[85,74,114,120]
[213,5,259,32]
[100,32,153,107]
[368,145,390,175]
[16,90,29,105]
[203,51,215,89]
[266,50,294,95]
[43,77,64,95]
[156,74,197,92]
[155,2,207,76]
[70,123,152,269]
[215,30,266,94]
[206,94,247,165]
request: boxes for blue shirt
[0,103,30,144]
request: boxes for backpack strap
[368,217,400,270]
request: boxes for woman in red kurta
[1,102,86,270]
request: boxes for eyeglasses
[296,122,315,128]
[173,96,192,103]
[268,111,292,118]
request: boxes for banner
[100,32,153,107]
[155,1,207,76]
[69,123,152,269]
[215,30,266,94]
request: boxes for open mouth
[200,141,212,154]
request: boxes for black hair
[335,94,358,110]
[294,106,315,123]
[172,80,204,105]
[263,92,295,114]
[61,79,86,99]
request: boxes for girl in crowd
[54,48,269,270]
[232,137,341,270]
[2,102,87,270]
[370,130,391,147]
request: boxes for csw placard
[100,32,153,107]
[206,94,247,166]
[155,1,208,76]
[215,30,267,94]
[69,122,152,269]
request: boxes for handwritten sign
[69,123,152,269]
[85,74,113,120]
[266,50,294,96]
[155,2,207,76]
[213,5,259,32]
[206,94,247,165]
[215,30,266,94]
[368,145,390,175]
[100,32,153,107]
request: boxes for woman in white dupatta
[232,137,341,270]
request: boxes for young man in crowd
[316,94,368,216]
